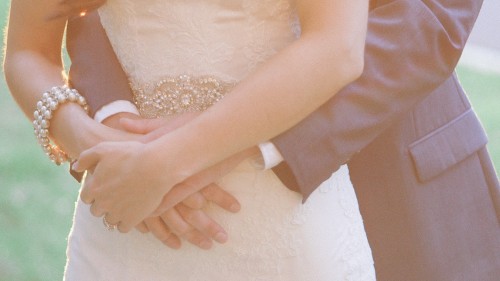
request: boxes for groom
[63,0,500,280]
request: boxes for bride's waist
[131,74,236,118]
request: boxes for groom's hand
[135,185,240,250]
[119,111,200,143]
[140,206,223,250]
[100,112,244,249]
[135,146,259,248]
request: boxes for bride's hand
[74,140,183,232]
[100,113,243,248]
[73,112,256,233]
[73,139,255,233]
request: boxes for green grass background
[0,1,499,280]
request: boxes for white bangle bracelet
[33,85,89,165]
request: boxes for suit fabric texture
[66,0,500,280]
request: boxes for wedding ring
[102,215,118,231]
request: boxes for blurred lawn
[0,1,499,281]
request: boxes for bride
[4,0,375,279]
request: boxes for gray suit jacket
[67,0,500,279]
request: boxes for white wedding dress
[64,0,375,280]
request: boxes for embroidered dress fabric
[64,1,375,280]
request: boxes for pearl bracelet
[33,85,89,165]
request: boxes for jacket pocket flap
[409,109,488,182]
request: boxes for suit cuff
[258,141,284,170]
[94,100,140,123]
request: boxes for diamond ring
[102,215,118,231]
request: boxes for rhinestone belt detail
[132,75,235,118]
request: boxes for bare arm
[3,0,136,159]
[4,0,243,247]
[4,0,68,115]
[150,0,369,179]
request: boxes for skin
[47,0,106,20]
[73,0,369,232]
[102,112,244,249]
[3,0,243,250]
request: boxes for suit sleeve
[271,0,484,198]
[66,12,134,117]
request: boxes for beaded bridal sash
[131,75,236,118]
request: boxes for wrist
[101,112,141,129]
[32,86,90,164]
[49,102,102,158]
[241,146,261,161]
[94,100,140,123]
[140,140,191,194]
[50,104,138,158]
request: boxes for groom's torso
[349,72,500,280]
[343,1,500,279]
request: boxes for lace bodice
[99,0,300,87]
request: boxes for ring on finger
[103,215,118,231]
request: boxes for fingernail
[72,161,80,171]
[230,204,240,212]
[214,232,228,244]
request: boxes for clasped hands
[73,113,253,250]
[49,0,247,251]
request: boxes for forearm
[67,12,135,117]
[148,0,369,179]
[3,1,80,157]
[3,42,95,159]
[5,52,67,117]
[5,54,126,158]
